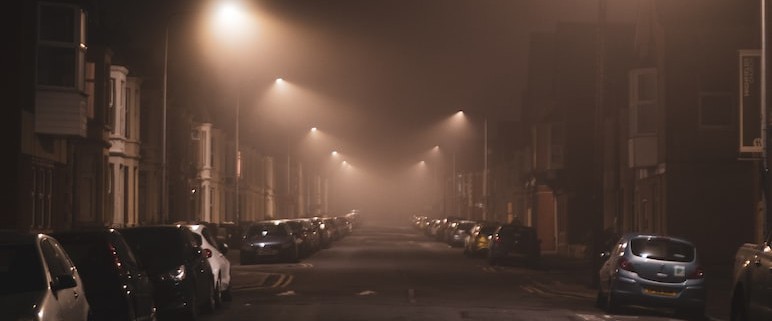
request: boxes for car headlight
[161,265,187,282]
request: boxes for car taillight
[618,258,635,272]
[203,248,213,258]
[687,266,705,279]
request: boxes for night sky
[106,0,637,218]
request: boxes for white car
[186,224,232,305]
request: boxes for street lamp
[455,110,489,221]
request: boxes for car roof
[620,232,694,245]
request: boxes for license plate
[257,248,277,255]
[643,288,677,297]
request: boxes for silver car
[0,231,90,321]
[596,232,706,319]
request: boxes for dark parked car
[597,233,706,319]
[286,218,320,256]
[487,223,541,267]
[0,231,90,321]
[309,216,334,249]
[51,228,157,321]
[240,220,301,264]
[120,225,216,320]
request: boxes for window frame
[36,2,87,91]
[629,68,659,137]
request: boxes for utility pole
[595,0,607,231]
[762,0,770,236]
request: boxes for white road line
[276,290,296,296]
[407,288,416,303]
[356,290,377,296]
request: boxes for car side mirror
[51,274,77,291]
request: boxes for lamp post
[455,110,489,221]
[235,83,241,224]
[161,11,195,223]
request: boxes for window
[629,68,658,136]
[108,77,116,130]
[37,3,86,90]
[699,92,733,128]
[125,87,131,137]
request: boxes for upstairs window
[37,3,87,91]
[629,68,658,136]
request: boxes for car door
[182,229,212,302]
[111,233,156,321]
[40,237,88,321]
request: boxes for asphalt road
[200,223,731,321]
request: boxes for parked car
[185,223,232,305]
[286,218,320,256]
[120,225,216,320]
[464,221,502,257]
[730,228,772,321]
[0,230,90,321]
[487,223,540,267]
[309,216,334,249]
[447,220,477,247]
[240,220,301,264]
[596,233,706,319]
[51,228,157,321]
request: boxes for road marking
[356,290,377,296]
[520,285,546,295]
[276,290,296,296]
[275,275,294,288]
[574,314,607,321]
[407,288,416,303]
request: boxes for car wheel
[214,277,223,308]
[595,288,606,309]
[605,285,618,314]
[222,287,233,302]
[200,281,216,314]
[730,291,748,321]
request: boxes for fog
[106,0,638,223]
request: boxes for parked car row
[240,215,359,265]
[412,215,710,320]
[1,222,234,321]
[413,216,541,267]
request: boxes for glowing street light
[455,110,488,221]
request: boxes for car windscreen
[480,225,499,234]
[458,222,476,232]
[120,229,185,269]
[630,237,695,262]
[246,224,287,238]
[0,244,46,295]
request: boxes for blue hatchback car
[596,233,706,319]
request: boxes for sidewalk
[537,254,732,321]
